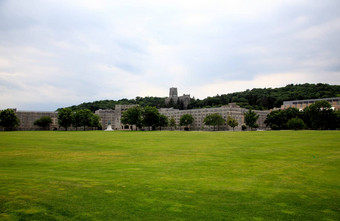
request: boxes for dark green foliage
[265,107,300,130]
[169,117,176,130]
[0,109,19,131]
[158,114,169,130]
[188,83,340,110]
[142,106,160,130]
[58,108,73,131]
[90,114,102,130]
[265,101,339,130]
[73,109,93,131]
[121,106,143,130]
[227,116,239,131]
[180,114,194,129]
[244,109,259,130]
[302,101,337,130]
[34,116,52,130]
[287,118,305,130]
[203,113,225,131]
[59,97,166,112]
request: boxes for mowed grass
[0,131,339,220]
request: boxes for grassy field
[0,131,339,220]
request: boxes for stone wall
[15,111,58,131]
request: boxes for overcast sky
[1,0,340,111]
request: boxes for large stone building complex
[281,97,340,111]
[7,88,338,131]
[159,103,269,131]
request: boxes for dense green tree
[287,118,305,130]
[180,114,194,130]
[58,108,73,131]
[158,114,168,131]
[303,101,337,129]
[0,109,19,131]
[142,106,160,130]
[34,116,52,130]
[244,109,259,130]
[121,106,143,130]
[169,117,176,130]
[90,114,101,130]
[73,109,93,131]
[264,107,300,130]
[203,113,225,131]
[227,116,239,131]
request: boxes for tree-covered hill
[59,83,340,111]
[190,83,340,110]
[58,97,167,112]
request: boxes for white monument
[105,120,113,131]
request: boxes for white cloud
[0,0,339,110]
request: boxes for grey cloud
[0,0,339,110]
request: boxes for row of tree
[121,106,260,131]
[0,107,261,131]
[265,101,339,130]
[121,106,169,130]
[58,108,101,131]
[60,83,340,111]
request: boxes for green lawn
[0,131,339,220]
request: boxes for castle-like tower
[169,87,178,98]
[165,87,190,109]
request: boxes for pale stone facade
[281,97,340,111]
[95,105,138,130]
[159,103,269,131]
[15,110,58,131]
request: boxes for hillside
[60,83,340,111]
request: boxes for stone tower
[169,87,178,98]
[165,87,190,109]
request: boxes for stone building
[4,88,271,131]
[15,110,58,131]
[281,97,340,111]
[95,105,138,130]
[165,87,191,109]
[159,103,269,131]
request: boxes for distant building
[159,103,269,131]
[165,87,191,109]
[95,105,138,130]
[281,97,340,111]
[15,110,58,131]
[3,88,272,131]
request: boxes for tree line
[1,100,339,131]
[59,83,340,111]
[119,106,260,131]
[265,101,340,130]
[57,108,101,131]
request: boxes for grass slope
[0,131,339,220]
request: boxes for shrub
[287,118,305,130]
